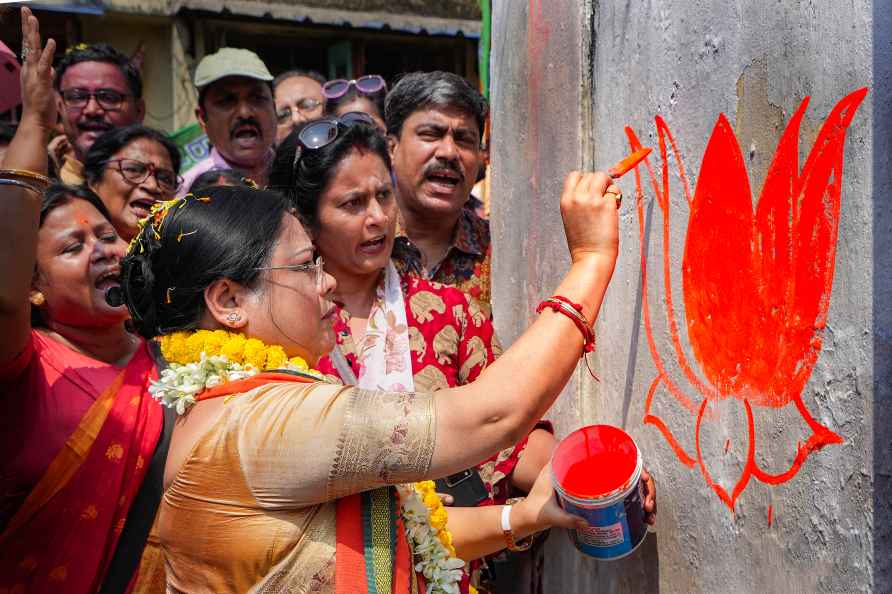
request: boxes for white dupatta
[347,260,416,392]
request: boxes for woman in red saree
[0,9,165,593]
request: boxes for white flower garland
[150,353,320,414]
[397,483,468,594]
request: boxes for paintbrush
[607,147,652,179]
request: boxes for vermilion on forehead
[41,200,113,237]
[59,61,131,93]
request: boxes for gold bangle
[0,178,43,195]
[0,169,51,192]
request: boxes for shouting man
[387,71,491,312]
[180,48,276,194]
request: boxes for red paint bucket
[552,424,647,560]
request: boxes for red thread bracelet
[536,298,595,353]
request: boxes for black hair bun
[120,238,161,340]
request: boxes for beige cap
[193,47,273,89]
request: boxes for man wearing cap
[179,47,276,195]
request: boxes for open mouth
[94,268,121,292]
[358,235,387,254]
[130,198,158,218]
[232,124,262,148]
[425,169,462,193]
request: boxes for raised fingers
[38,38,56,73]
[563,170,583,197]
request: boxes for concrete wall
[490,1,890,592]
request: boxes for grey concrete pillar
[490,1,890,592]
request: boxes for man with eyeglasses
[272,70,326,145]
[387,71,492,315]
[179,48,277,196]
[53,43,145,185]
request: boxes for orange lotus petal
[643,375,697,468]
[750,395,843,485]
[681,89,867,407]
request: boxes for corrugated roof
[31,0,481,36]
[172,0,480,36]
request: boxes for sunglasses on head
[291,111,376,172]
[322,75,386,100]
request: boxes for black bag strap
[98,344,175,593]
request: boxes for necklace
[150,329,323,414]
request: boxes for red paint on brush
[768,505,773,527]
[627,87,866,511]
[552,425,638,498]
[724,439,731,454]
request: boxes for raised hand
[560,170,622,266]
[19,6,56,131]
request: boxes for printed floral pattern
[318,275,525,504]
[393,200,492,316]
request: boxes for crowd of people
[0,7,655,594]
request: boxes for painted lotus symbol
[626,88,867,510]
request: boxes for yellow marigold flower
[185,332,207,361]
[161,332,191,364]
[202,329,231,357]
[220,334,247,363]
[243,338,267,369]
[265,346,287,369]
[159,334,174,362]
[288,356,309,370]
[416,480,436,494]
[469,586,479,594]
[429,507,448,530]
[438,529,453,548]
[423,490,441,510]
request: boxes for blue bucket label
[563,480,647,560]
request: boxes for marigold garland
[151,329,321,414]
[153,330,473,593]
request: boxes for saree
[0,341,162,593]
[160,376,436,593]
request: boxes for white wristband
[500,504,513,532]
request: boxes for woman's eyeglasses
[322,75,386,100]
[61,88,130,111]
[105,159,182,192]
[291,112,376,172]
[254,256,326,291]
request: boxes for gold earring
[30,293,45,307]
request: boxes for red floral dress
[392,199,492,317]
[317,274,529,506]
